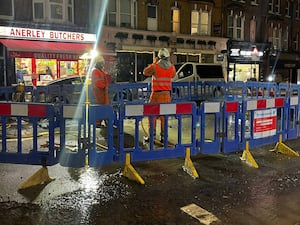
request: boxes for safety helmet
[158,48,170,59]
[95,56,104,69]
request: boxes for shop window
[33,0,74,23]
[106,0,137,28]
[0,0,14,20]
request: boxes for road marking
[180,203,220,225]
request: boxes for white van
[173,62,226,82]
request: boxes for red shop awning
[0,39,94,60]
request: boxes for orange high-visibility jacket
[152,64,175,92]
[91,68,108,89]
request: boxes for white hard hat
[158,48,170,59]
[96,55,104,63]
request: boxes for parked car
[33,76,91,104]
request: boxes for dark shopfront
[269,53,300,84]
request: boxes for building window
[268,0,274,13]
[191,7,199,34]
[250,17,256,42]
[200,9,209,35]
[251,0,259,5]
[269,0,280,14]
[227,11,244,40]
[33,0,74,23]
[283,28,288,51]
[0,0,14,19]
[147,4,157,31]
[190,5,211,35]
[285,0,291,17]
[269,23,282,50]
[107,0,116,26]
[107,0,137,29]
[295,33,299,51]
[172,2,180,33]
[296,0,300,19]
[274,0,280,14]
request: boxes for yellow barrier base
[123,153,145,185]
[240,142,259,168]
[182,148,199,179]
[18,167,55,190]
[272,142,300,157]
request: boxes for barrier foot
[18,167,55,190]
[182,148,199,179]
[240,141,259,168]
[271,135,299,157]
[123,153,145,185]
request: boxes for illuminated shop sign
[9,51,80,60]
[0,26,96,43]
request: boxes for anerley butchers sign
[0,26,96,43]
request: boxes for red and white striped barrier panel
[0,103,47,117]
[125,103,193,117]
[246,98,284,110]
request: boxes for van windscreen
[196,65,224,78]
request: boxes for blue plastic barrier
[58,105,86,168]
[197,101,222,154]
[88,105,116,167]
[118,102,197,162]
[0,102,57,166]
[222,101,242,153]
[287,96,299,139]
[241,98,285,149]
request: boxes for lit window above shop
[33,0,74,24]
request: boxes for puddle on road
[35,168,130,225]
[0,167,131,225]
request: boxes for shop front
[0,26,97,86]
[228,41,270,82]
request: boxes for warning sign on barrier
[253,108,276,139]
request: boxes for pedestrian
[91,56,110,127]
[16,70,23,83]
[143,48,176,142]
[46,66,52,76]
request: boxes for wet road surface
[1,137,300,225]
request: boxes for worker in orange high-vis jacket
[143,48,176,142]
[91,56,110,127]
